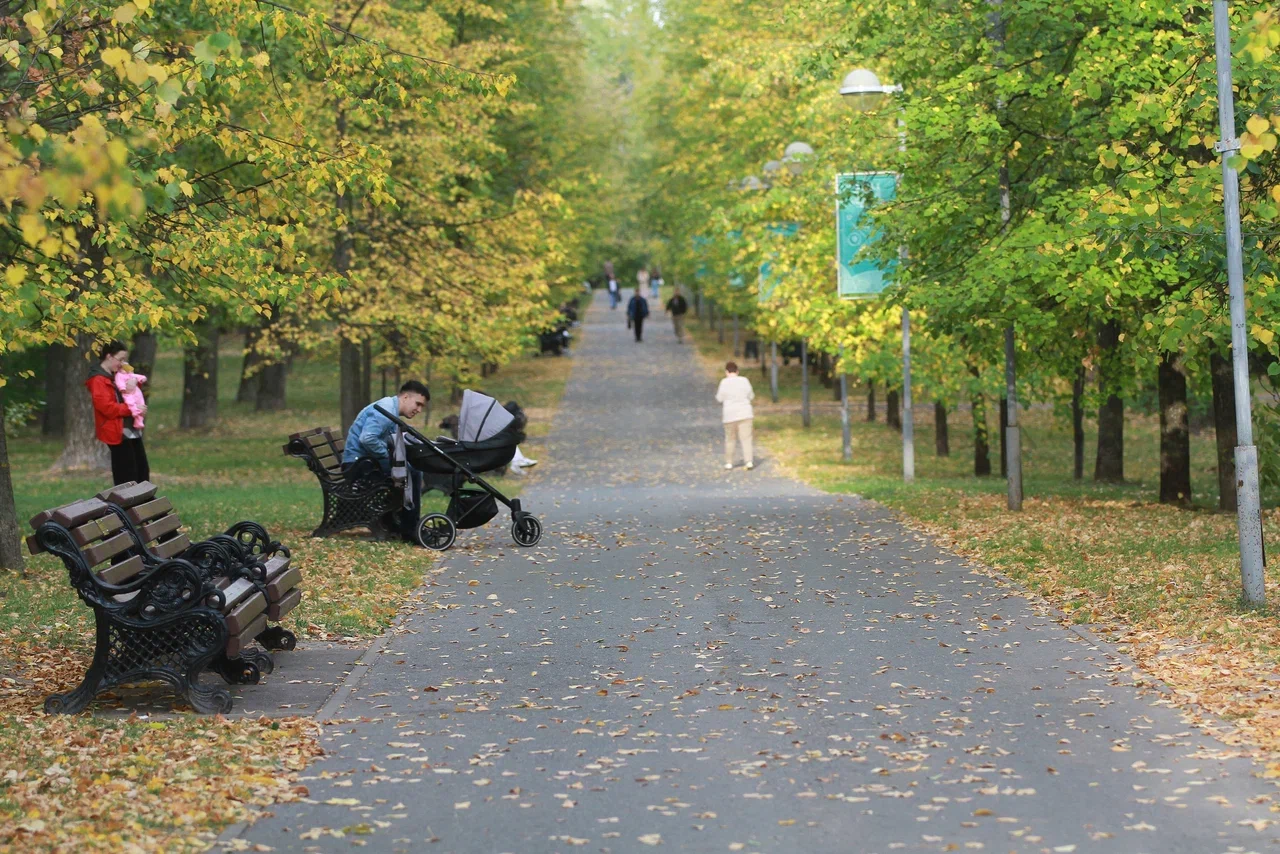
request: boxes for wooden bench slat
[98,554,146,585]
[226,613,269,658]
[268,587,303,621]
[137,512,182,544]
[81,532,135,567]
[225,590,269,634]
[262,554,291,581]
[125,497,173,526]
[44,498,112,530]
[151,534,191,560]
[288,427,327,441]
[217,577,258,609]
[97,481,158,509]
[70,514,124,548]
[266,565,303,601]
[304,433,330,448]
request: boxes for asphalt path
[233,291,1279,853]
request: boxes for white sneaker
[511,447,538,468]
[724,463,733,470]
[745,461,754,470]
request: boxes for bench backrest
[285,426,346,477]
[96,482,192,559]
[28,497,149,585]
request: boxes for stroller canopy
[457,390,515,443]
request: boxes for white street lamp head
[740,175,766,191]
[840,68,899,112]
[762,159,783,176]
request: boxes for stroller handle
[373,404,480,480]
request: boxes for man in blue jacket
[343,380,430,543]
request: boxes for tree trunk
[237,327,262,404]
[1095,395,1125,482]
[130,331,157,378]
[1158,354,1191,505]
[1210,349,1237,512]
[180,324,219,429]
[361,339,373,404]
[1094,320,1124,482]
[999,397,1008,479]
[340,337,363,435]
[971,369,992,476]
[935,401,950,457]
[41,343,69,438]
[52,334,109,472]
[0,386,23,572]
[717,313,725,345]
[886,389,901,431]
[255,359,289,411]
[1072,367,1085,480]
[866,381,876,421]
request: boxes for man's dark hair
[99,340,127,361]
[399,380,430,400]
[725,361,738,373]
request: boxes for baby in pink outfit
[114,365,148,431]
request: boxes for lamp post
[841,69,913,483]
[1211,0,1266,607]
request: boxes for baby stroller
[373,391,543,551]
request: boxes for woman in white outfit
[715,361,755,470]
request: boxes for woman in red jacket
[89,340,149,485]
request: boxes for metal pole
[1003,325,1022,509]
[839,345,851,460]
[902,306,914,482]
[1213,0,1266,606]
[897,113,914,484]
[733,315,740,357]
[990,0,1023,511]
[770,341,779,403]
[801,339,810,428]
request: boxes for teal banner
[836,172,897,299]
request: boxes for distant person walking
[649,268,663,300]
[89,340,150,485]
[626,290,650,342]
[665,289,688,342]
[607,276,620,310]
[715,361,755,470]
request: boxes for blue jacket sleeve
[358,410,393,470]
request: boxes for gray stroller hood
[457,390,515,443]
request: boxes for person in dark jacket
[89,340,149,485]
[626,290,650,342]
[665,289,689,342]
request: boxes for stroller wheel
[418,513,457,551]
[511,514,543,548]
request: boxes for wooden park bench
[97,481,302,652]
[285,426,401,538]
[27,497,278,714]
